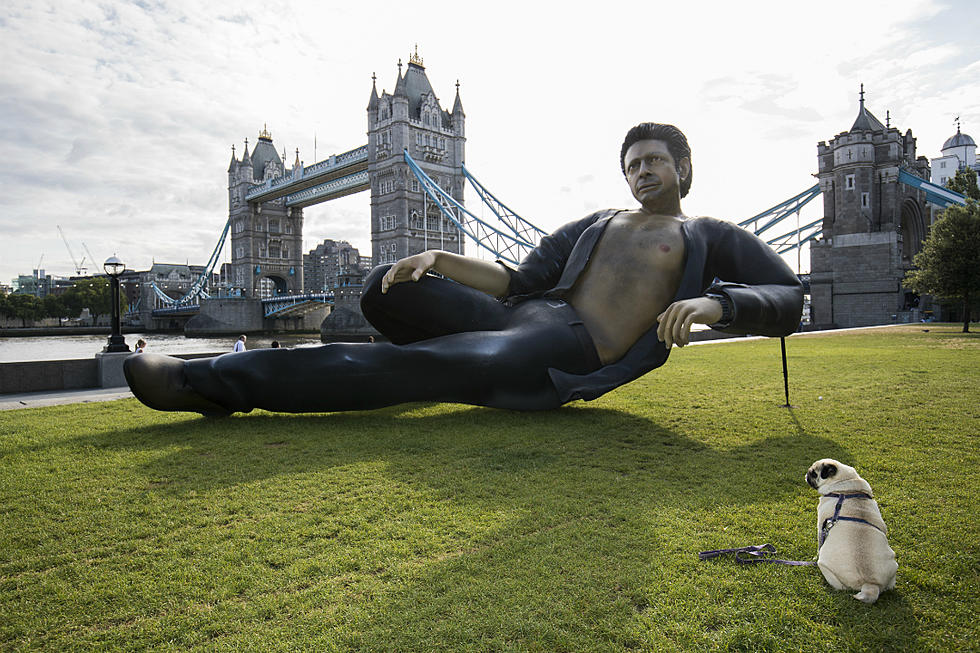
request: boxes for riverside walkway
[0,386,134,410]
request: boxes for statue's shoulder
[687,215,731,226]
[684,215,742,235]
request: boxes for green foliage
[945,166,980,201]
[904,201,980,331]
[1,326,978,651]
[41,293,65,319]
[59,276,126,318]
[1,293,43,324]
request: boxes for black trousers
[183,266,602,413]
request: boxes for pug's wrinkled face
[806,458,844,490]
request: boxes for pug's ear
[820,463,838,479]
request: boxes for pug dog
[805,459,897,603]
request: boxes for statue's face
[623,139,687,207]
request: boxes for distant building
[13,269,53,297]
[930,122,978,188]
[303,239,364,293]
[137,263,214,309]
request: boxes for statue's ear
[677,157,691,183]
[820,463,838,479]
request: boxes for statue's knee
[361,265,393,311]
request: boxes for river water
[0,332,324,363]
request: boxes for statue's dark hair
[620,123,693,198]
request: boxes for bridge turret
[227,145,238,174]
[239,139,252,182]
[367,72,379,115]
[452,80,465,137]
[252,126,284,182]
[809,85,931,329]
[392,61,410,122]
[367,51,465,268]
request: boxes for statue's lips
[637,182,661,192]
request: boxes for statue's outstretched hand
[381,252,438,293]
[656,297,724,349]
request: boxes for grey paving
[0,387,134,411]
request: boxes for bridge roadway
[150,293,334,320]
[245,145,368,207]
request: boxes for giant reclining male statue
[125,123,802,416]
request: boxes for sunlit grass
[1,324,977,651]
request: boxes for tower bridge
[142,56,969,334]
[218,50,466,302]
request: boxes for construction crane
[82,243,99,272]
[57,225,87,276]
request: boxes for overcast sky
[1,0,977,284]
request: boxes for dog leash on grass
[698,543,817,566]
[700,492,884,567]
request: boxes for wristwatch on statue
[704,292,733,328]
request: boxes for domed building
[930,122,978,187]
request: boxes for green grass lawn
[1,325,978,652]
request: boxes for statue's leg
[360,265,509,344]
[183,299,600,414]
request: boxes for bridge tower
[227,127,305,297]
[809,87,931,328]
[367,50,466,267]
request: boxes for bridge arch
[900,197,926,266]
[257,273,290,298]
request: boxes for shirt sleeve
[702,219,804,337]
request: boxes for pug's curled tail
[854,583,880,604]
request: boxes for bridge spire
[453,79,464,117]
[410,44,424,68]
[394,60,407,96]
[368,71,379,111]
[228,144,238,172]
[850,83,884,133]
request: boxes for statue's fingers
[678,314,696,346]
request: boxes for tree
[60,277,126,318]
[4,293,43,327]
[946,167,980,201]
[42,293,66,319]
[904,200,980,332]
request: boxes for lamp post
[103,255,130,353]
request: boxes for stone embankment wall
[0,352,222,395]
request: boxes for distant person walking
[135,339,147,353]
[233,335,247,353]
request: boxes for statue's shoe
[123,353,231,417]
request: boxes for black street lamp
[103,255,130,353]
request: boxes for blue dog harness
[818,492,886,548]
